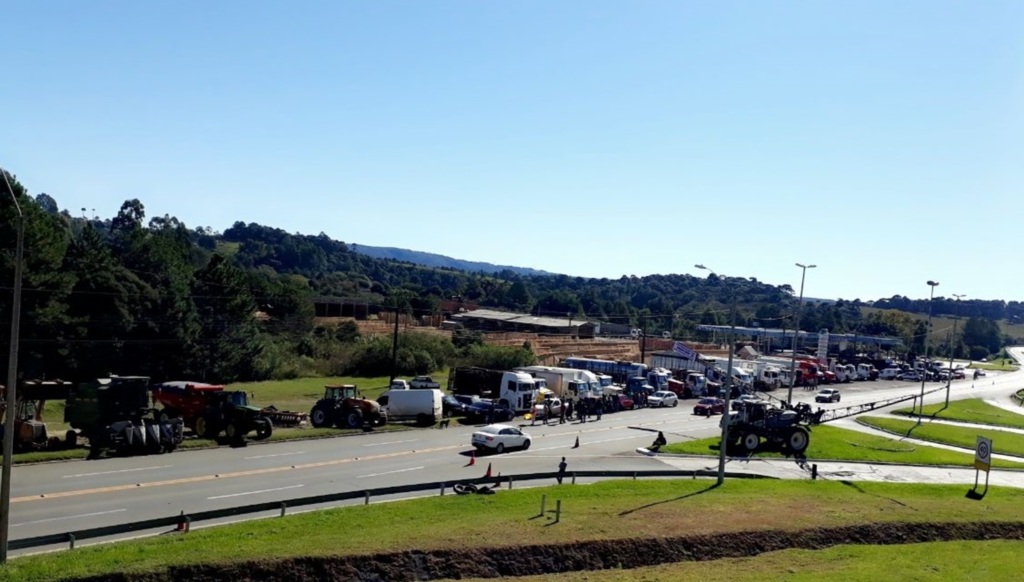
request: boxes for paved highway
[7,353,1023,554]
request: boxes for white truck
[376,388,443,425]
[449,367,539,413]
[515,366,587,398]
[408,376,441,389]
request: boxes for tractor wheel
[787,428,810,453]
[196,417,219,440]
[345,411,365,430]
[254,418,273,440]
[225,422,239,441]
[310,405,332,428]
[742,432,760,452]
[65,430,78,449]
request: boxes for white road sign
[974,436,992,472]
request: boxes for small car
[442,394,469,417]
[465,400,515,424]
[471,424,531,454]
[615,393,635,410]
[896,371,922,382]
[693,397,725,416]
[952,370,966,379]
[815,388,841,403]
[647,390,679,408]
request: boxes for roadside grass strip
[446,540,1024,582]
[891,398,1024,430]
[968,361,1018,372]
[660,424,1024,468]
[6,479,1024,582]
[859,416,1024,459]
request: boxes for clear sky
[4,1,1023,303]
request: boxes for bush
[345,332,455,377]
[969,345,990,361]
[459,344,536,370]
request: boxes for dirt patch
[68,521,1024,582]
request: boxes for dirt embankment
[70,521,1024,582]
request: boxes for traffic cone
[484,462,492,478]
[572,436,580,449]
[466,450,476,467]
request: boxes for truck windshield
[227,392,248,406]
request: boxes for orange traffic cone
[466,450,476,467]
[572,436,580,449]
[484,462,492,478]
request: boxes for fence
[9,469,769,552]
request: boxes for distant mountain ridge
[351,243,556,277]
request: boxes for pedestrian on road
[559,403,566,424]
[557,457,568,484]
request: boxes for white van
[377,388,443,425]
[878,368,901,380]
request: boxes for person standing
[559,402,566,424]
[557,457,568,484]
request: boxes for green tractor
[310,384,386,430]
[194,390,273,444]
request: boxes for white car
[815,388,841,403]
[531,398,563,420]
[648,390,679,408]
[471,424,531,454]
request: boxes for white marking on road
[244,451,306,460]
[207,484,305,500]
[12,508,127,527]
[357,466,424,479]
[62,466,172,479]
[363,439,419,447]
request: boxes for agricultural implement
[65,376,185,459]
[310,384,386,430]
[0,379,75,452]
[151,381,273,443]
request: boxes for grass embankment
[7,479,1024,582]
[859,416,1024,459]
[13,373,451,464]
[448,540,1024,582]
[660,424,1024,468]
[892,398,1024,430]
[969,360,1019,372]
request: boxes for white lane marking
[357,466,424,479]
[363,439,419,447]
[12,508,127,527]
[244,451,306,460]
[207,484,305,500]
[62,466,172,479]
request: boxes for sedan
[693,397,725,416]
[648,390,679,408]
[815,389,841,403]
[442,394,468,418]
[615,394,635,410]
[465,401,515,424]
[896,371,922,382]
[471,424,531,454]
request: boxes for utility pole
[918,280,940,424]
[1,170,25,563]
[695,264,737,486]
[787,263,816,405]
[389,299,401,385]
[945,294,965,407]
[640,315,649,366]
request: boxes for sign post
[972,436,992,497]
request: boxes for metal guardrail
[8,469,768,552]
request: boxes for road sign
[974,436,992,472]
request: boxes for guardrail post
[508,477,513,490]
[811,464,818,480]
[280,502,287,517]
[692,470,696,479]
[633,472,637,480]
[364,491,370,505]
[68,534,75,550]
[538,494,546,517]
[571,472,576,485]
[554,499,561,524]
[440,483,446,496]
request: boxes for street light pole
[945,294,965,407]
[917,280,940,425]
[696,264,736,486]
[787,263,816,405]
[1,170,25,563]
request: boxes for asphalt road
[7,355,1023,555]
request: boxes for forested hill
[350,244,554,277]
[3,173,1017,384]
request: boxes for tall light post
[787,263,816,405]
[917,280,940,425]
[945,293,966,407]
[695,264,736,486]
[1,170,25,563]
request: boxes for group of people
[531,391,665,427]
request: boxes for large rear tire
[254,418,273,440]
[310,405,332,428]
[787,427,810,453]
[196,416,219,440]
[346,410,364,429]
[742,432,760,452]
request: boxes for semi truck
[448,367,539,413]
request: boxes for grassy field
[660,424,1024,468]
[969,360,1019,372]
[447,540,1024,582]
[6,479,1024,582]
[891,398,1024,430]
[859,417,1024,459]
[227,370,451,413]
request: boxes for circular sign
[978,441,990,459]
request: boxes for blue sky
[4,1,1023,302]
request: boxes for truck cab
[500,371,538,413]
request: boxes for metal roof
[694,325,904,346]
[453,309,587,329]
